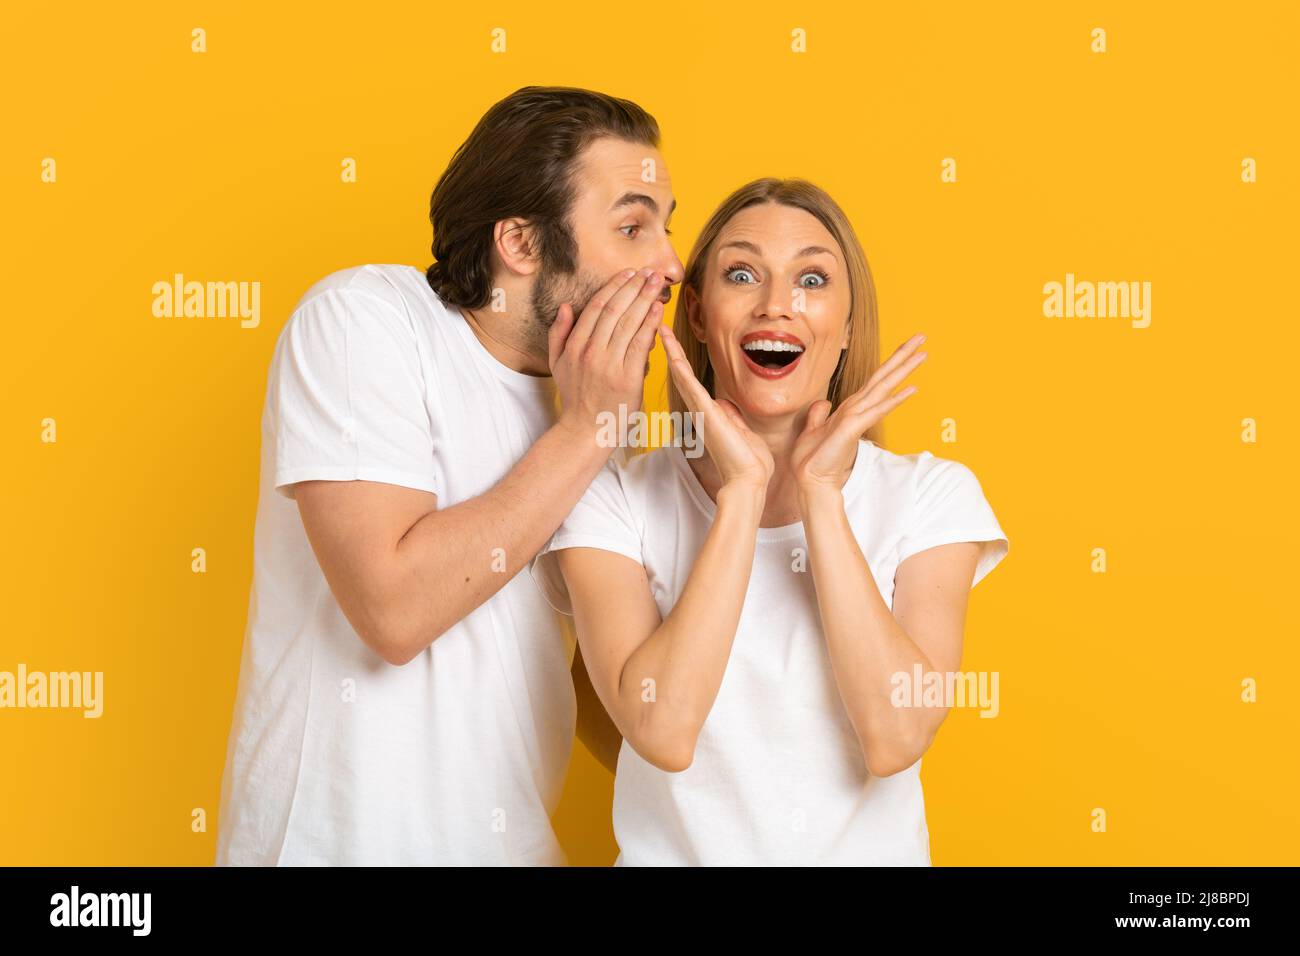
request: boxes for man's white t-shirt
[532,441,1009,866]
[217,264,574,866]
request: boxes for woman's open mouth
[740,331,805,379]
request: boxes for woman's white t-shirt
[532,441,1009,866]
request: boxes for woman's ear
[684,285,706,342]
[840,317,852,351]
[493,218,539,277]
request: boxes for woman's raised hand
[659,323,774,493]
[791,333,928,493]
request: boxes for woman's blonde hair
[667,178,883,444]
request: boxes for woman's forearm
[799,485,943,776]
[618,483,765,769]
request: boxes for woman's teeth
[742,340,804,353]
[741,338,804,372]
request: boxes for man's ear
[493,218,540,277]
[684,285,706,342]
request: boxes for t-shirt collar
[446,304,557,396]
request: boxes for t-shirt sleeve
[529,457,644,616]
[896,454,1009,589]
[268,286,443,500]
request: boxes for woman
[533,178,1009,866]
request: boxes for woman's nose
[759,286,795,320]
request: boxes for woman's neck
[688,408,809,528]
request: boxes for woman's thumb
[805,400,832,432]
[714,398,747,428]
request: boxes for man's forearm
[376,419,609,663]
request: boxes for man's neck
[459,305,551,377]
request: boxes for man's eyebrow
[612,193,676,220]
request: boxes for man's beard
[527,265,608,357]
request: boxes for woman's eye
[620,224,641,238]
[725,268,757,284]
[800,272,827,288]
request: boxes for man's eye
[725,267,756,284]
[620,225,641,238]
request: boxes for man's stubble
[527,264,608,360]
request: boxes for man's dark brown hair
[426,86,660,310]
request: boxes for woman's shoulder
[600,445,704,517]
[612,445,688,482]
[866,441,978,478]
[869,443,1008,579]
[852,441,987,507]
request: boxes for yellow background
[3,1,1296,865]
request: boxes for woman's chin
[727,388,814,427]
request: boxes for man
[216,86,683,865]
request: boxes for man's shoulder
[293,264,441,318]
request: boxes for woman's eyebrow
[719,241,838,260]
[797,245,837,259]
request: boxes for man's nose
[651,241,685,286]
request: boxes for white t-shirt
[532,441,1008,866]
[217,264,574,866]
